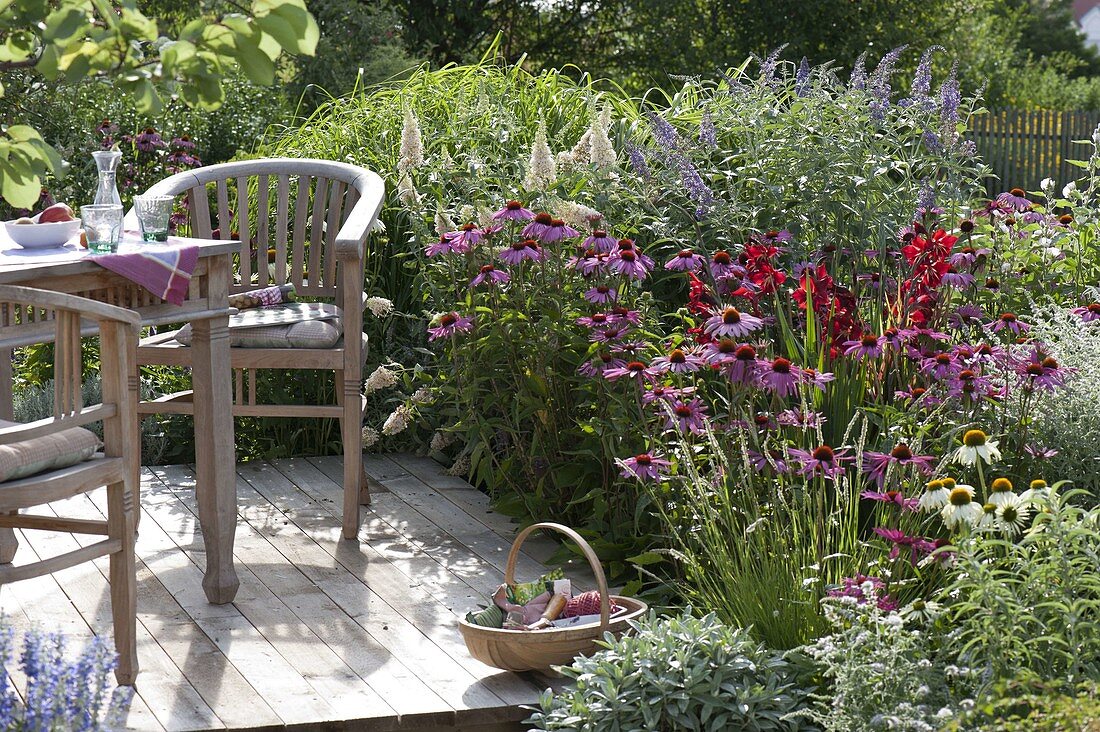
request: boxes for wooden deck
[0,454,586,731]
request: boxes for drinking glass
[133,195,174,242]
[80,204,123,253]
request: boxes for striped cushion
[0,420,100,482]
[175,303,344,349]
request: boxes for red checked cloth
[90,237,198,306]
[563,590,622,618]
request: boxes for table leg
[190,255,239,604]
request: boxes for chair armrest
[0,286,140,331]
[334,170,385,261]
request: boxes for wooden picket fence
[969,109,1100,197]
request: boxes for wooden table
[0,237,241,604]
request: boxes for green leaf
[0,158,41,209]
[5,125,42,143]
[269,1,318,55]
[42,5,88,43]
[233,37,275,85]
[627,551,664,566]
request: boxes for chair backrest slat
[236,176,253,289]
[307,177,328,294]
[290,175,311,295]
[215,179,232,242]
[323,180,346,288]
[274,175,291,287]
[255,174,271,288]
[188,185,213,239]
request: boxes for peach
[38,203,75,223]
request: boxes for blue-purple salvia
[849,51,869,91]
[794,57,811,97]
[648,113,680,151]
[938,62,962,149]
[868,45,908,122]
[699,113,717,148]
[625,142,651,180]
[0,627,15,729]
[901,45,942,110]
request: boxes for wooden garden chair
[132,159,385,539]
[0,286,140,685]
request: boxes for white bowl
[2,217,82,248]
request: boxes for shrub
[804,599,977,732]
[527,612,814,732]
[948,679,1100,731]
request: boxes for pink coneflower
[948,245,989,268]
[577,352,626,377]
[611,340,648,356]
[608,248,654,280]
[776,409,825,429]
[947,368,993,400]
[703,338,740,364]
[941,268,975,288]
[581,229,617,253]
[1017,354,1071,391]
[589,323,631,343]
[709,250,741,279]
[570,250,610,275]
[789,444,851,480]
[996,187,1032,212]
[135,127,166,152]
[576,312,614,328]
[989,312,1029,335]
[540,218,580,243]
[664,249,706,271]
[584,284,617,304]
[617,452,671,481]
[1024,444,1058,460]
[1072,303,1100,322]
[949,304,985,329]
[826,574,895,611]
[426,234,470,257]
[921,351,962,380]
[652,347,705,374]
[723,344,759,385]
[470,264,510,287]
[444,222,487,248]
[760,229,792,245]
[499,239,543,265]
[666,398,708,434]
[703,306,764,339]
[758,357,802,397]
[642,384,693,404]
[860,488,920,511]
[801,368,835,391]
[427,312,473,340]
[521,212,554,239]
[492,200,535,221]
[843,333,885,359]
[608,307,642,325]
[603,360,659,382]
[872,527,936,565]
[747,449,790,474]
[862,443,936,487]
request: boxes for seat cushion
[0,420,100,483]
[175,302,344,349]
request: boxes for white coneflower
[589,104,616,169]
[976,502,998,530]
[987,477,1016,506]
[382,404,413,436]
[397,174,421,206]
[435,206,456,235]
[996,497,1031,535]
[445,454,470,476]
[902,599,943,624]
[410,387,433,405]
[361,426,380,448]
[1019,478,1050,505]
[557,201,603,231]
[365,296,394,318]
[523,119,557,190]
[430,430,455,452]
[918,478,950,512]
[952,429,1001,466]
[399,107,423,172]
[364,365,398,394]
[941,484,982,529]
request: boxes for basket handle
[505,522,611,630]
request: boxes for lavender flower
[938,62,961,148]
[902,46,942,110]
[625,142,650,180]
[794,57,811,97]
[758,44,788,85]
[699,112,717,148]
[868,45,908,122]
[648,113,680,151]
[676,155,714,216]
[849,51,869,91]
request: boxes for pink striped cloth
[89,237,199,306]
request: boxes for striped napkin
[90,237,198,306]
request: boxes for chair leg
[106,480,138,685]
[341,378,362,541]
[0,347,13,422]
[0,520,17,565]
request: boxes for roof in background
[1075,0,1100,21]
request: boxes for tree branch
[0,56,40,72]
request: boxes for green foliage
[527,612,815,732]
[804,600,977,731]
[0,0,318,207]
[951,679,1100,731]
[939,487,1100,685]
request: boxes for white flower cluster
[429,430,456,452]
[410,387,433,405]
[434,206,456,235]
[444,454,470,476]
[365,296,393,318]
[398,107,423,174]
[382,404,413,436]
[361,426,380,448]
[523,119,557,191]
[556,201,603,231]
[397,174,420,207]
[556,103,617,173]
[364,365,398,394]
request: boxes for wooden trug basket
[458,522,648,672]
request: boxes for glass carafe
[92,150,122,207]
